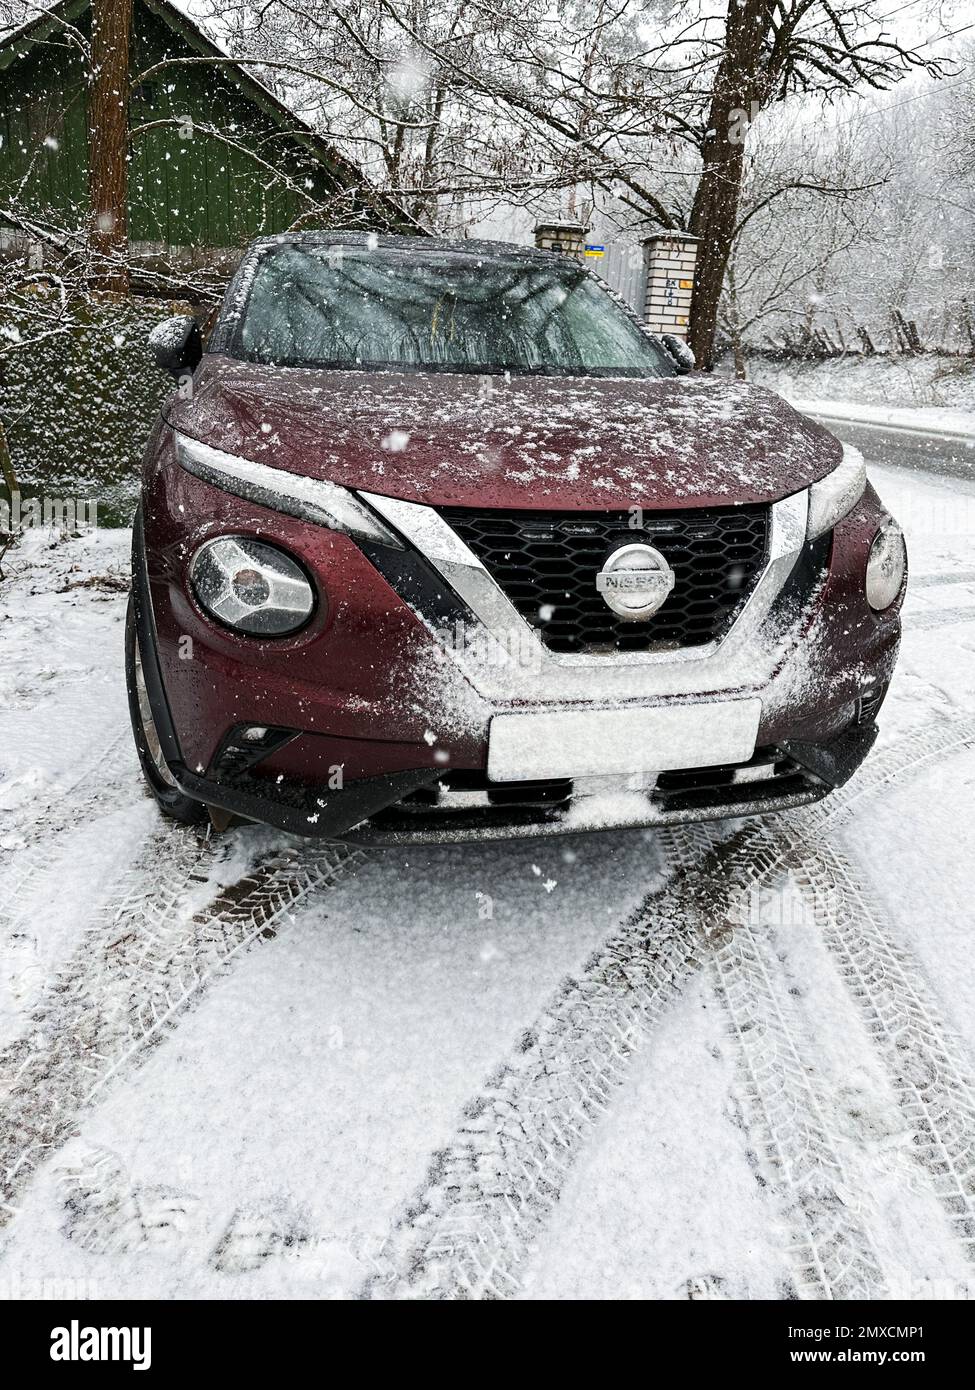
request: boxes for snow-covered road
[1,456,973,1301]
[791,398,975,483]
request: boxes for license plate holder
[487,700,763,782]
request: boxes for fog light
[865,519,907,611]
[191,537,315,635]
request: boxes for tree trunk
[688,0,774,372]
[689,133,746,371]
[0,420,18,499]
[88,0,132,293]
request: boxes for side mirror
[148,315,202,379]
[660,333,695,374]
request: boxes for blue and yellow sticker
[584,245,605,258]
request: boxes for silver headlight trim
[807,444,867,540]
[174,432,404,548]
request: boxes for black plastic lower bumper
[347,733,877,846]
[167,722,878,846]
[782,720,879,790]
[173,760,440,839]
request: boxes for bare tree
[940,41,975,179]
[631,2,943,367]
[718,111,886,369]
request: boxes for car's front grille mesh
[438,505,770,653]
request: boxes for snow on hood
[166,356,841,510]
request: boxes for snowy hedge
[0,291,188,526]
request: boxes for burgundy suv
[128,233,906,843]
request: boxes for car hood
[166,355,841,511]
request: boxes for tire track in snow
[0,716,243,1052]
[907,607,972,633]
[0,730,142,1005]
[0,835,360,1222]
[361,820,882,1301]
[1,794,211,1042]
[911,570,975,589]
[710,873,887,1299]
[0,825,216,1216]
[789,844,975,1267]
[0,732,132,906]
[690,720,975,1284]
[361,831,743,1300]
[654,824,894,1297]
[365,826,886,1301]
[363,717,975,1300]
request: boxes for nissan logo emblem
[595,542,675,621]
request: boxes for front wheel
[125,595,206,826]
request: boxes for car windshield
[232,244,676,379]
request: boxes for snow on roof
[0,0,217,48]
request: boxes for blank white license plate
[487,700,763,783]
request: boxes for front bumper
[131,541,880,842]
[134,441,902,844]
[131,567,881,842]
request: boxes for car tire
[125,594,207,826]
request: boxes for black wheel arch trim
[130,506,185,771]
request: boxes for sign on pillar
[643,234,700,340]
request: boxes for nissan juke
[127,233,907,844]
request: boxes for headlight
[807,445,867,540]
[865,519,907,611]
[191,536,315,635]
[174,432,403,548]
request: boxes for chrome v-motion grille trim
[357,489,809,704]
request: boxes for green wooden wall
[0,4,344,249]
[0,23,90,228]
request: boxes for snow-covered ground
[788,399,975,485]
[1,454,974,1300]
[744,353,975,415]
[741,355,975,482]
[790,397,975,443]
